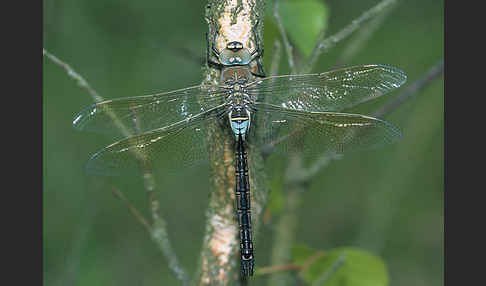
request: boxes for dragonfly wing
[85,104,227,176]
[73,84,227,139]
[248,64,406,112]
[250,103,401,160]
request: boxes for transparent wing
[247,64,406,112]
[73,84,227,139]
[85,105,227,176]
[250,103,401,161]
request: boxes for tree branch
[197,1,268,284]
[267,162,302,286]
[373,59,444,118]
[273,0,296,73]
[43,48,103,103]
[44,49,190,285]
[265,6,442,286]
[257,251,325,276]
[311,254,346,286]
[269,40,282,77]
[302,0,398,73]
[333,1,397,68]
[112,188,152,232]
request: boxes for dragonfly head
[219,41,252,66]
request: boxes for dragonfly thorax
[221,66,254,139]
[221,66,251,85]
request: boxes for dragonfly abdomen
[235,134,254,276]
[229,108,251,139]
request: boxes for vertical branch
[273,0,296,73]
[267,157,302,286]
[373,59,444,118]
[198,1,267,285]
[266,2,397,285]
[269,40,282,77]
[268,150,324,286]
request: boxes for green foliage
[264,0,329,72]
[44,0,443,285]
[292,244,389,286]
[270,0,329,58]
[279,0,329,58]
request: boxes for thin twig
[257,251,326,275]
[299,152,343,183]
[142,171,190,285]
[303,0,398,73]
[264,4,440,286]
[112,188,152,232]
[113,185,188,285]
[44,48,190,284]
[333,2,397,68]
[374,59,444,118]
[43,48,103,103]
[43,48,136,139]
[295,60,443,182]
[258,251,326,279]
[122,113,185,283]
[353,61,443,253]
[300,251,326,274]
[151,217,191,286]
[269,40,283,77]
[311,254,346,286]
[257,263,301,275]
[273,0,296,73]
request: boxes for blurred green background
[43,0,443,285]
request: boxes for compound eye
[236,49,251,65]
[220,49,236,65]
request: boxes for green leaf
[293,245,389,286]
[279,0,329,58]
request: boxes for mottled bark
[196,1,267,285]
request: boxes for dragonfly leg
[251,19,264,57]
[249,19,266,78]
[206,31,224,69]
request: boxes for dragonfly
[73,28,406,276]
